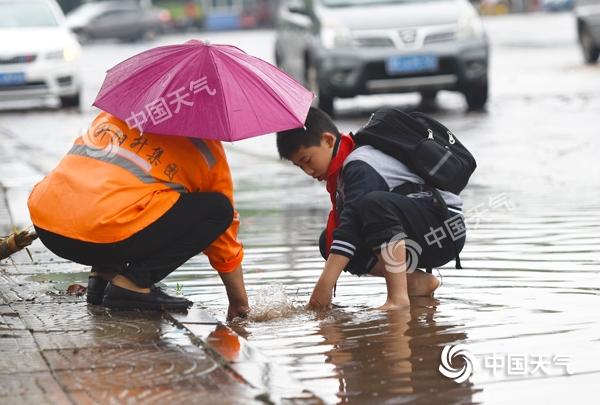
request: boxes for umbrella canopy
[93,40,313,142]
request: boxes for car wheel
[420,90,438,102]
[419,90,438,111]
[580,26,599,64]
[307,63,334,116]
[274,47,282,68]
[463,80,488,111]
[60,91,81,109]
[76,31,90,45]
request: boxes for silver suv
[274,0,489,115]
[575,0,600,64]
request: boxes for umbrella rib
[208,49,232,142]
[94,45,196,111]
[221,50,305,134]
[217,51,263,138]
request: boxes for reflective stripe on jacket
[28,111,243,272]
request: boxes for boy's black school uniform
[319,145,466,275]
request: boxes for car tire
[580,26,599,64]
[463,80,488,111]
[420,90,438,102]
[60,92,81,109]
[76,31,90,45]
[419,90,438,111]
[307,63,334,116]
[274,47,282,68]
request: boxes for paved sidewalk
[0,185,321,404]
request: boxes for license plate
[385,55,438,75]
[0,72,26,86]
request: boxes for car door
[88,10,123,39]
[116,7,145,38]
[89,7,140,40]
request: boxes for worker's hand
[227,302,250,321]
[219,265,249,321]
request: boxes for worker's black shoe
[103,283,192,311]
[87,275,109,305]
[151,285,192,306]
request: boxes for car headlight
[63,43,81,62]
[46,44,81,62]
[320,18,353,49]
[457,9,485,40]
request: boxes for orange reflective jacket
[28,112,243,273]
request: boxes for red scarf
[325,133,356,256]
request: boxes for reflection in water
[207,324,241,362]
[306,298,477,404]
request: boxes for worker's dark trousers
[34,192,233,288]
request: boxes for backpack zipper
[427,129,434,140]
[447,131,456,144]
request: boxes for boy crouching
[276,108,466,310]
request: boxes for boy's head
[276,107,340,181]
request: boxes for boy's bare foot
[376,299,410,311]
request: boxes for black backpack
[353,107,477,270]
[353,107,476,195]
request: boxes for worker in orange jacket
[28,111,249,317]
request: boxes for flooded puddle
[10,127,599,404]
[163,145,600,404]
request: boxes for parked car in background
[66,1,171,43]
[543,0,574,12]
[274,0,489,115]
[0,0,82,108]
[575,0,600,63]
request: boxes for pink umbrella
[93,40,313,142]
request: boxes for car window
[94,8,141,21]
[0,0,59,28]
[67,4,107,20]
[320,0,445,7]
[94,9,133,22]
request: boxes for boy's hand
[307,284,333,310]
[306,253,349,311]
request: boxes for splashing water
[248,283,303,322]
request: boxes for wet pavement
[2,11,600,405]
[0,226,320,405]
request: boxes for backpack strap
[428,187,463,270]
[391,183,463,271]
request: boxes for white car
[0,0,82,108]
